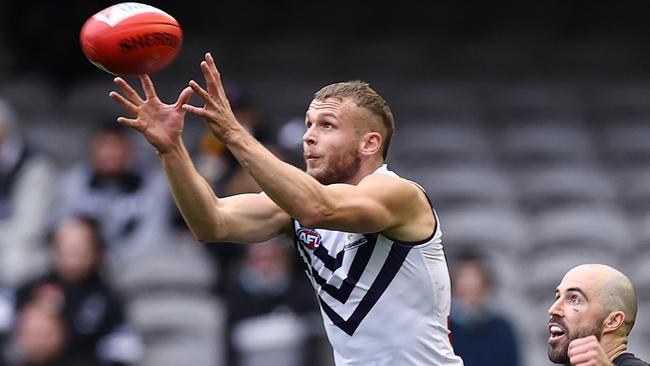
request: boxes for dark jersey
[614,353,649,366]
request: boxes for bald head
[564,264,637,335]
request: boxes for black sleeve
[614,353,650,366]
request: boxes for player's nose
[303,126,317,145]
[548,298,563,317]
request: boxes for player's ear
[602,311,625,334]
[359,131,382,157]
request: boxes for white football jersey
[292,165,463,366]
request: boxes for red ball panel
[80,4,183,76]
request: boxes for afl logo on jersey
[297,227,322,249]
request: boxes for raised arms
[109,75,290,244]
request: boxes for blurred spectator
[0,97,56,288]
[223,237,324,366]
[54,123,173,268]
[450,253,520,366]
[11,216,140,366]
[6,303,73,366]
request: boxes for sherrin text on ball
[80,2,183,76]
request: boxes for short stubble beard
[548,319,604,365]
[307,147,361,185]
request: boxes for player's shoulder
[358,172,421,197]
[614,353,650,366]
[362,166,426,194]
[360,166,413,187]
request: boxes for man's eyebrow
[565,287,589,302]
[305,112,338,120]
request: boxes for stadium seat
[396,165,515,213]
[482,82,581,124]
[20,115,94,168]
[586,84,650,123]
[111,244,215,299]
[128,293,223,337]
[496,122,595,168]
[0,38,13,79]
[616,169,650,215]
[598,121,650,167]
[62,77,123,121]
[390,123,493,167]
[387,82,481,122]
[527,207,634,256]
[442,206,530,256]
[245,78,324,125]
[0,76,56,121]
[138,335,222,366]
[512,165,618,214]
[627,250,650,305]
[632,212,650,251]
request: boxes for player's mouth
[305,154,320,161]
[548,323,566,343]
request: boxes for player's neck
[603,336,628,361]
[345,159,384,185]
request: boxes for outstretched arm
[183,54,434,241]
[109,76,290,243]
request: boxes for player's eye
[569,295,581,305]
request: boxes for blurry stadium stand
[112,243,223,366]
[400,164,514,213]
[495,122,596,169]
[0,76,56,121]
[391,122,493,168]
[513,165,618,214]
[599,121,650,169]
[527,207,634,257]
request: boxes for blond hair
[314,81,394,160]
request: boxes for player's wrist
[155,139,186,158]
[215,123,250,147]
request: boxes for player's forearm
[158,142,226,241]
[227,132,333,225]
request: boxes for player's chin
[305,164,322,177]
[547,339,569,363]
[306,167,329,184]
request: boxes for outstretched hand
[109,75,193,154]
[182,53,243,143]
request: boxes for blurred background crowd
[1,1,650,366]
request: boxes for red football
[80,2,183,76]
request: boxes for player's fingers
[200,60,220,96]
[174,87,194,109]
[114,77,144,105]
[569,352,594,366]
[109,91,139,116]
[116,116,141,131]
[567,342,584,357]
[181,104,210,119]
[139,74,158,99]
[205,53,228,99]
[188,80,212,104]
